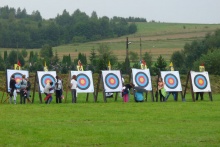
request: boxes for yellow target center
[46,80,51,84]
[110,79,115,84]
[169,79,174,84]
[80,79,85,85]
[16,79,21,83]
[140,77,144,83]
[199,79,204,85]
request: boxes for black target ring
[41,74,56,88]
[164,73,178,89]
[77,73,91,90]
[105,73,119,89]
[135,72,149,87]
[194,74,207,90]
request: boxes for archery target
[6,69,29,92]
[40,74,56,88]
[102,70,123,92]
[132,68,152,91]
[71,71,94,93]
[77,74,90,90]
[194,74,207,89]
[191,71,211,92]
[105,73,119,89]
[161,71,182,91]
[37,71,56,93]
[135,72,149,87]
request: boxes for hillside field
[1,22,220,62]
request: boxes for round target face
[77,74,90,90]
[41,74,56,88]
[164,74,178,89]
[135,72,149,87]
[194,74,207,90]
[105,73,119,89]
[12,72,23,88]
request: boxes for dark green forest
[0,6,147,48]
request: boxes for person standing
[70,75,77,103]
[122,83,134,102]
[55,76,63,103]
[158,77,166,102]
[44,82,54,104]
[26,77,32,103]
[20,75,27,104]
[165,92,177,101]
[9,75,17,104]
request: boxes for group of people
[9,74,78,104]
[44,75,65,104]
[9,74,31,104]
[9,73,204,104]
[43,75,78,104]
[157,77,203,102]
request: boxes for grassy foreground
[1,93,220,146]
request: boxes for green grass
[1,92,220,146]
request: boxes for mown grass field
[1,92,220,146]
[1,22,220,146]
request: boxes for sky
[1,0,220,24]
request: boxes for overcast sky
[1,0,220,24]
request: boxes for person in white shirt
[70,75,77,103]
[44,82,54,104]
[55,76,63,103]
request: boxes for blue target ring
[135,72,149,87]
[12,72,23,89]
[77,74,90,90]
[194,74,207,90]
[105,73,119,89]
[41,74,56,88]
[164,74,178,89]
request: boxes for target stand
[2,69,30,104]
[161,71,184,102]
[131,68,154,102]
[32,71,57,103]
[65,71,96,103]
[96,70,123,102]
[1,84,10,103]
[183,71,213,102]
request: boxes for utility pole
[126,37,128,59]
[140,37,142,61]
[17,42,18,62]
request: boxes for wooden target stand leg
[0,90,5,103]
[155,69,161,102]
[2,92,10,103]
[101,73,107,103]
[184,71,195,102]
[95,72,102,102]
[86,92,96,102]
[65,71,71,103]
[32,72,43,103]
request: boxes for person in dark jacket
[26,77,32,103]
[9,75,17,104]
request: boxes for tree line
[0,6,148,48]
[171,29,220,75]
